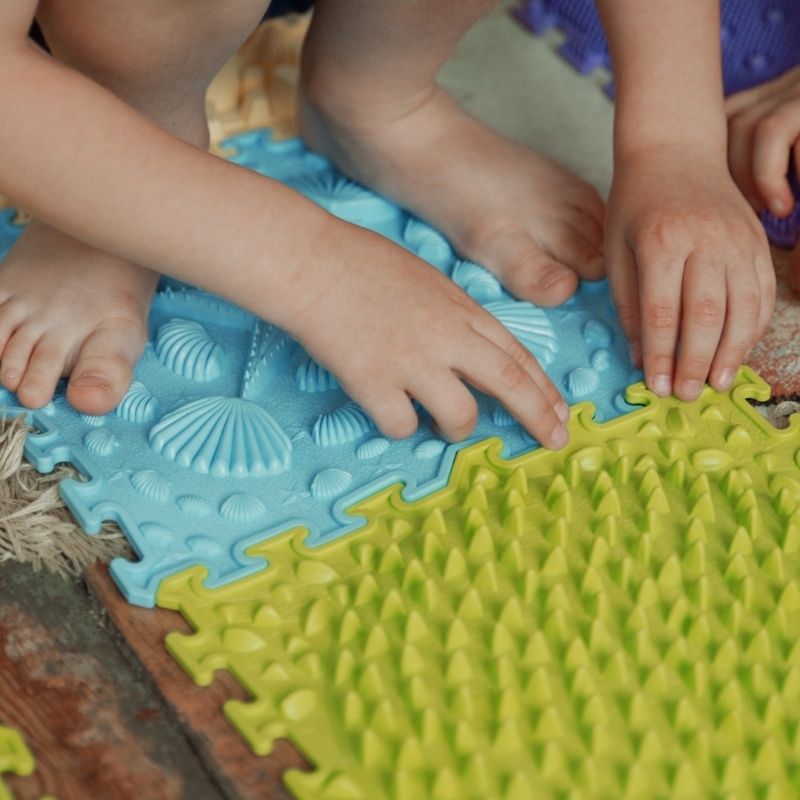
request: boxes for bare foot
[300,84,606,306]
[0,220,158,414]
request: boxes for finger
[728,111,763,210]
[725,83,769,117]
[638,254,683,397]
[752,105,800,216]
[606,234,642,367]
[409,372,479,442]
[673,254,726,401]
[470,310,569,422]
[752,247,777,343]
[456,335,568,449]
[708,266,761,392]
[349,385,419,440]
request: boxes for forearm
[0,40,330,329]
[596,0,727,159]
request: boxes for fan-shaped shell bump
[483,301,557,366]
[310,468,353,499]
[295,357,339,393]
[312,402,373,447]
[451,260,503,303]
[116,382,158,424]
[155,319,224,382]
[149,397,292,477]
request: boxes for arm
[0,2,328,331]
[596,0,774,399]
[0,2,570,448]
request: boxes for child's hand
[283,221,570,449]
[605,144,775,400]
[727,65,800,217]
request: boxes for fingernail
[651,374,671,396]
[550,424,569,449]
[629,342,642,367]
[681,379,703,400]
[556,400,570,423]
[717,368,735,390]
[772,197,788,216]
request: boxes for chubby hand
[284,220,571,449]
[727,65,800,217]
[606,144,774,400]
[727,66,800,291]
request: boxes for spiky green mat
[157,368,800,799]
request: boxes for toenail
[71,373,112,389]
[1,368,20,382]
[540,267,571,291]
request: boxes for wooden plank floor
[0,559,306,799]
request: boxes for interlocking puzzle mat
[514,0,800,248]
[0,726,51,800]
[159,367,800,799]
[0,129,640,608]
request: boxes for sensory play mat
[2,127,800,798]
[0,129,642,608]
[514,0,800,249]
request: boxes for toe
[480,228,579,306]
[17,335,71,409]
[66,325,143,415]
[549,225,605,280]
[0,300,26,359]
[505,255,579,307]
[467,228,578,306]
[1,326,39,393]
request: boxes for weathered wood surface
[85,563,309,800]
[0,560,227,800]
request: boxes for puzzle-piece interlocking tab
[159,368,800,799]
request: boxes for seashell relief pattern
[0,131,639,607]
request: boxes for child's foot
[300,84,605,306]
[0,220,158,414]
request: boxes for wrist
[614,135,728,173]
